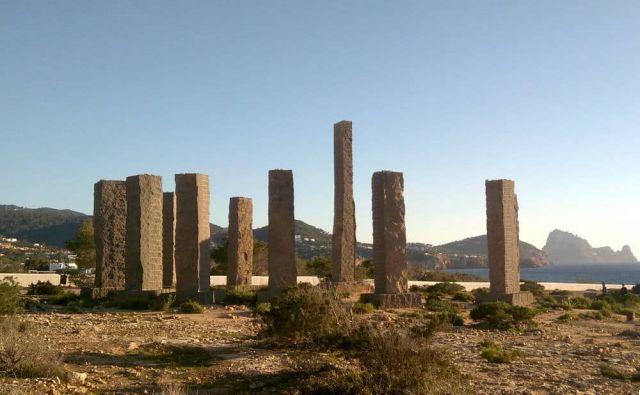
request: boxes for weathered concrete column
[332,120,356,283]
[267,170,297,291]
[485,179,532,306]
[362,171,421,307]
[175,173,212,303]
[227,197,253,288]
[89,180,127,298]
[162,192,177,289]
[125,174,163,292]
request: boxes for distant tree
[65,219,96,269]
[25,254,49,271]
[210,239,228,275]
[253,240,268,275]
[0,256,24,273]
[355,259,374,280]
[306,256,332,278]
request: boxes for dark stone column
[267,170,297,291]
[227,197,253,287]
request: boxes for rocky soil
[0,306,638,394]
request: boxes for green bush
[303,327,465,393]
[568,297,591,309]
[221,288,257,306]
[480,340,521,363]
[600,364,640,381]
[46,291,80,305]
[556,312,577,322]
[0,317,67,379]
[0,278,23,315]
[179,300,204,314]
[352,302,374,314]
[520,281,545,299]
[470,302,538,330]
[425,295,459,314]
[27,281,63,296]
[257,284,353,346]
[255,302,271,315]
[452,291,474,302]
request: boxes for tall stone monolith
[332,120,356,283]
[362,171,421,307]
[88,180,127,298]
[485,179,533,306]
[162,192,177,289]
[175,173,212,303]
[125,174,163,292]
[227,197,253,288]
[267,170,296,291]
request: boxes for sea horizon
[446,263,640,285]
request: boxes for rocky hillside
[0,205,89,247]
[416,235,550,269]
[543,229,637,264]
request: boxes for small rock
[72,372,88,384]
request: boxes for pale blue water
[445,263,640,285]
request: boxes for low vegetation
[470,302,538,330]
[0,278,22,314]
[27,280,63,296]
[480,339,521,363]
[600,364,640,382]
[179,300,204,314]
[219,288,257,307]
[257,284,466,392]
[0,317,67,379]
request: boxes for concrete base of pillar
[361,292,423,308]
[176,290,214,305]
[80,287,123,300]
[478,291,534,307]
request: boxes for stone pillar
[485,179,532,306]
[362,171,421,307]
[162,192,177,289]
[227,197,253,288]
[125,174,163,292]
[175,173,212,302]
[267,170,297,291]
[90,180,127,297]
[332,120,356,283]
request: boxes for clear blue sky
[2,1,639,253]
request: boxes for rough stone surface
[125,175,163,291]
[162,192,177,289]
[175,173,211,298]
[93,180,127,290]
[371,171,408,294]
[486,179,521,295]
[267,170,297,291]
[332,120,356,283]
[227,197,253,287]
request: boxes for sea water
[445,263,640,285]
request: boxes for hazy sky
[1,1,639,253]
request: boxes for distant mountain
[0,205,89,247]
[429,235,550,268]
[543,229,637,264]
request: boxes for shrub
[452,291,474,302]
[179,300,204,314]
[409,269,485,282]
[520,281,545,299]
[472,287,490,300]
[470,302,538,330]
[618,329,640,338]
[590,300,610,311]
[255,302,271,315]
[600,364,640,381]
[47,291,80,305]
[352,302,374,314]
[425,295,459,314]
[152,294,176,312]
[27,281,63,296]
[569,297,591,309]
[556,312,577,322]
[257,284,353,346]
[221,288,257,306]
[578,311,609,320]
[0,278,23,315]
[0,317,67,379]
[480,340,521,363]
[304,327,465,393]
